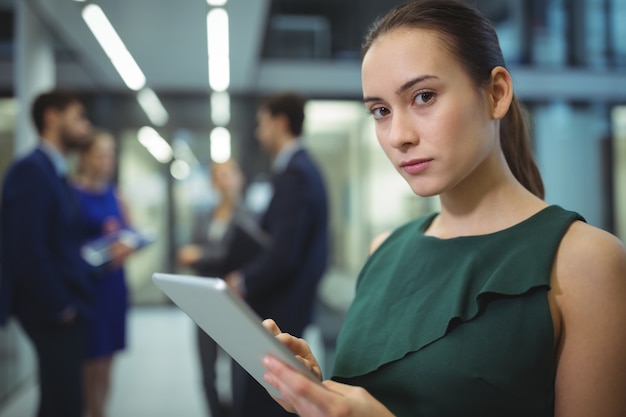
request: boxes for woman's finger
[262,321,322,380]
[262,318,281,335]
[263,355,329,416]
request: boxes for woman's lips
[400,158,433,174]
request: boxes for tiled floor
[0,306,216,417]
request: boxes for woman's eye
[415,92,435,105]
[371,107,390,119]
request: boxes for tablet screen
[151,273,319,398]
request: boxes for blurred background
[0,0,625,415]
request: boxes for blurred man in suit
[226,92,329,417]
[0,90,93,417]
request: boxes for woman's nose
[388,109,419,149]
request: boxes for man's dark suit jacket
[241,147,329,337]
[0,148,93,325]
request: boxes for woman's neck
[213,197,238,220]
[75,173,108,192]
[431,157,546,238]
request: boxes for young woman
[177,158,266,417]
[73,128,135,417]
[259,1,626,416]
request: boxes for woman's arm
[552,221,626,417]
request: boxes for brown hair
[76,127,115,155]
[75,128,115,175]
[31,90,83,135]
[362,0,544,198]
[260,92,307,137]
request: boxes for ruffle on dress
[332,205,584,379]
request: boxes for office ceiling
[12,0,276,94]
[0,0,404,96]
[1,0,624,130]
[1,0,514,95]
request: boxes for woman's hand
[109,240,134,268]
[261,319,394,417]
[176,244,202,266]
[262,354,395,417]
[262,319,322,380]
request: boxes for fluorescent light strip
[209,57,230,92]
[207,0,227,6]
[210,127,231,163]
[138,126,173,163]
[210,91,230,126]
[170,159,191,180]
[137,88,169,126]
[207,8,230,92]
[207,8,229,56]
[82,4,146,91]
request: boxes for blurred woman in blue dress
[72,128,136,417]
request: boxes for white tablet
[151,273,319,398]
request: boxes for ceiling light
[207,8,230,92]
[207,0,227,5]
[207,8,229,56]
[82,4,146,91]
[209,57,230,92]
[170,159,191,181]
[138,126,173,163]
[210,92,230,126]
[210,127,231,163]
[137,88,169,126]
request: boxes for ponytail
[500,96,545,199]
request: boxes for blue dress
[73,184,129,359]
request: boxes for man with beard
[0,90,94,417]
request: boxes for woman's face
[361,28,501,198]
[81,133,116,180]
[211,161,243,197]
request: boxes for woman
[73,128,135,417]
[177,158,267,417]
[260,1,626,416]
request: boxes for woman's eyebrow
[363,75,439,104]
[363,96,382,104]
[395,75,438,95]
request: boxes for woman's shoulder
[553,220,626,308]
[558,221,626,278]
[369,231,392,254]
[551,221,626,414]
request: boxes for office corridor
[0,306,219,417]
[0,271,346,417]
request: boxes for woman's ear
[488,66,513,120]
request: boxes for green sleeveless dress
[332,205,584,417]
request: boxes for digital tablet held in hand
[151,273,319,398]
